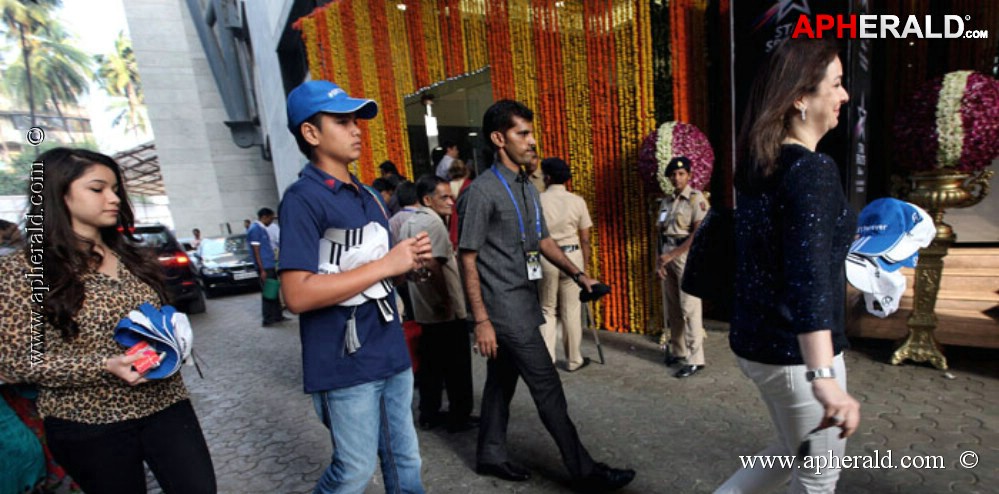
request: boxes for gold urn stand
[891,169,993,369]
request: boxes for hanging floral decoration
[294,0,657,334]
[637,121,714,196]
[894,71,999,173]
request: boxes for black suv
[131,224,207,314]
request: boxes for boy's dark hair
[482,100,533,153]
[415,174,447,206]
[441,140,457,151]
[292,113,325,159]
[395,181,419,207]
[257,207,275,218]
[372,177,397,193]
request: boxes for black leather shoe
[675,364,704,378]
[664,352,683,366]
[476,461,531,482]
[574,462,635,492]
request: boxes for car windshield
[200,236,249,260]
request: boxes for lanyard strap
[492,165,541,245]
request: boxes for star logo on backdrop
[776,0,811,21]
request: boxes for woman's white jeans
[715,353,848,494]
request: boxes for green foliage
[1,0,93,141]
[0,139,98,195]
[2,22,94,105]
[96,31,147,134]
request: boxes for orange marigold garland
[404,0,431,89]
[485,0,515,100]
[369,0,408,177]
[294,0,661,333]
[533,0,568,160]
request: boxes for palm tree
[2,22,93,141]
[0,0,61,130]
[96,31,147,136]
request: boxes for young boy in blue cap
[278,80,432,493]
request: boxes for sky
[57,0,153,154]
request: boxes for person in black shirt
[716,39,861,493]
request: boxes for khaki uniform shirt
[539,185,593,247]
[657,185,709,250]
[399,206,467,323]
[528,168,546,193]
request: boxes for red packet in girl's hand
[126,341,163,375]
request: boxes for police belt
[560,244,581,253]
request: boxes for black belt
[560,244,580,253]
[662,235,689,245]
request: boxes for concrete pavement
[148,292,998,493]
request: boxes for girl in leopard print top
[0,148,215,493]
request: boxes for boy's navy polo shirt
[278,163,410,394]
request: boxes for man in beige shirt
[538,158,593,371]
[527,156,546,193]
[400,174,476,432]
[656,157,709,378]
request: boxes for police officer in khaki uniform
[656,157,709,378]
[527,156,546,193]
[538,158,593,371]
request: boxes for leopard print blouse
[0,253,188,424]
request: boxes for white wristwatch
[805,367,836,382]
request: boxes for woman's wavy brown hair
[736,37,841,190]
[26,148,166,340]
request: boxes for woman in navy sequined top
[716,39,861,494]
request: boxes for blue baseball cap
[850,198,934,260]
[286,80,378,132]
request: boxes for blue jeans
[311,369,424,494]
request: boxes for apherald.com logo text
[792,15,989,39]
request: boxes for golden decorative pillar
[891,169,993,369]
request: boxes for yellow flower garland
[295,0,659,333]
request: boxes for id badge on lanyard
[492,166,543,280]
[526,251,543,280]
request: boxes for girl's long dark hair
[736,38,840,190]
[26,148,166,340]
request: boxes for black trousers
[417,319,474,424]
[476,323,595,478]
[44,399,216,494]
[261,267,283,324]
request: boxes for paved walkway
[151,292,997,493]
